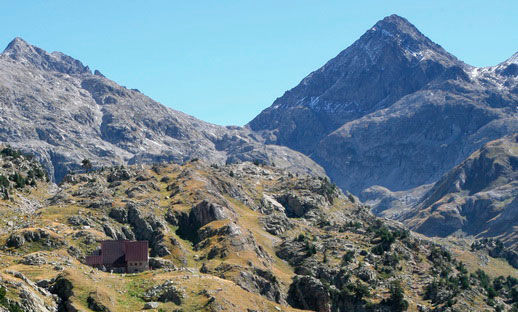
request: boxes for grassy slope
[0,161,516,311]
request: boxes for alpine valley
[0,14,517,312]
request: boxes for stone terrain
[0,15,516,258]
[401,134,518,248]
[0,37,323,182]
[0,14,517,312]
[0,147,516,311]
[248,14,518,200]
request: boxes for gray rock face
[260,213,293,235]
[143,302,159,309]
[0,38,324,182]
[287,275,331,312]
[190,200,232,228]
[248,14,518,197]
[171,200,235,244]
[235,267,284,304]
[143,281,184,305]
[401,134,518,247]
[107,202,170,256]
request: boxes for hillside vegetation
[0,149,516,311]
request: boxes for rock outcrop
[401,134,518,247]
[287,275,331,312]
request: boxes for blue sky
[1,1,516,126]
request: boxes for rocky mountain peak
[249,14,516,198]
[248,15,464,154]
[506,51,518,64]
[370,14,427,42]
[492,51,518,77]
[354,14,459,67]
[1,37,91,75]
[4,37,32,53]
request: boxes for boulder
[67,215,91,226]
[190,200,232,228]
[261,213,293,235]
[143,281,184,305]
[87,292,110,312]
[6,233,25,248]
[149,257,176,270]
[106,167,131,183]
[287,275,331,312]
[20,253,47,266]
[276,193,320,218]
[143,302,159,309]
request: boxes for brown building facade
[86,240,148,273]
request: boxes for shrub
[487,286,497,299]
[0,286,23,312]
[473,269,491,290]
[342,250,355,264]
[507,276,518,288]
[339,281,371,304]
[319,177,337,201]
[459,274,470,290]
[493,276,506,291]
[305,241,317,256]
[428,246,452,265]
[372,226,396,255]
[82,158,93,170]
[0,146,21,158]
[456,261,468,275]
[350,281,371,302]
[9,172,25,189]
[383,281,408,311]
[0,175,9,188]
[511,287,518,303]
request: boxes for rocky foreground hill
[0,148,517,311]
[249,15,518,201]
[0,37,323,182]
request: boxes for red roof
[101,240,126,265]
[94,240,149,266]
[124,241,148,262]
[86,255,102,266]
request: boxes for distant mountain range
[0,37,324,182]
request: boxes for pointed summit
[369,14,428,42]
[495,51,518,77]
[374,14,420,31]
[1,37,91,75]
[505,51,518,64]
[4,37,32,53]
[250,15,516,200]
[249,15,465,154]
[353,14,459,65]
[2,37,47,62]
